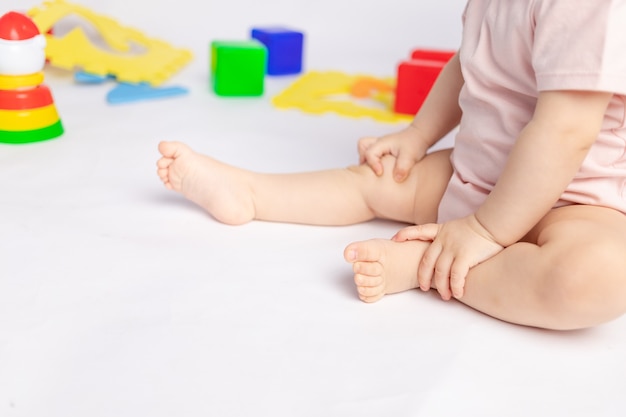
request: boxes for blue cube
[251,27,304,76]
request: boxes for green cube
[211,40,267,96]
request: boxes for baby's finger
[450,258,470,299]
[357,136,377,163]
[418,242,442,291]
[393,223,440,242]
[357,136,377,151]
[393,153,416,182]
[434,252,454,300]
[450,266,469,299]
[363,151,384,176]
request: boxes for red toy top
[0,11,41,41]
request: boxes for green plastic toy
[210,40,267,97]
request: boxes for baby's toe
[358,291,385,303]
[157,157,172,169]
[354,273,384,288]
[344,239,384,263]
[353,261,383,276]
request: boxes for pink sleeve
[532,0,626,94]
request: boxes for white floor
[2,1,626,416]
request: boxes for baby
[157,0,626,330]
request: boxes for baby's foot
[344,238,429,302]
[156,141,255,225]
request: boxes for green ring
[0,120,64,144]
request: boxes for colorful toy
[272,71,412,123]
[106,82,188,104]
[27,0,193,86]
[211,40,267,96]
[394,48,455,115]
[251,27,304,76]
[410,49,456,62]
[73,70,188,104]
[0,11,63,144]
[350,76,394,99]
[74,71,115,84]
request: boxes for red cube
[410,49,455,62]
[394,49,455,115]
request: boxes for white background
[2,1,626,416]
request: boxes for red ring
[0,85,54,110]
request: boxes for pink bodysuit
[438,0,626,223]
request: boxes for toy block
[394,49,455,116]
[410,49,455,62]
[211,40,267,96]
[251,27,304,75]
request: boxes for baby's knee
[537,244,626,329]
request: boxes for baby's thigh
[529,205,626,251]
[361,149,453,224]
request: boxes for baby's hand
[392,215,504,300]
[358,125,428,182]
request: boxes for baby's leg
[347,205,626,330]
[157,141,452,226]
[459,205,626,330]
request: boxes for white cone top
[0,11,47,76]
[0,34,47,76]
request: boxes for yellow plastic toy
[272,71,412,124]
[0,105,60,131]
[27,0,193,86]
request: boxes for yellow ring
[0,73,45,90]
[0,104,60,131]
